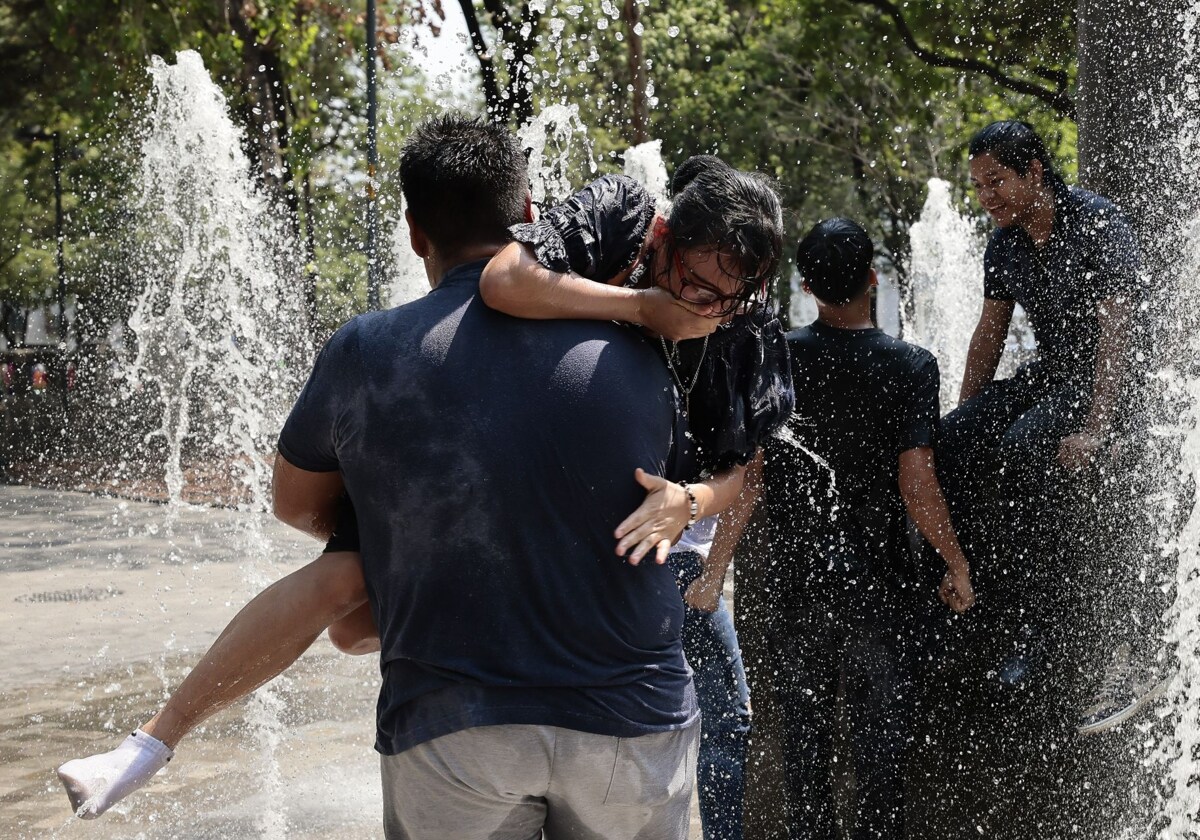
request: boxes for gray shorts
[380,723,699,840]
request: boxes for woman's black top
[510,173,794,473]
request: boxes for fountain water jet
[120,50,315,839]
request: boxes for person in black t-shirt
[940,121,1159,725]
[57,116,705,837]
[726,219,974,839]
[940,120,1140,527]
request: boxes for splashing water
[1149,2,1200,829]
[624,139,670,211]
[125,51,307,514]
[518,102,596,206]
[387,199,430,307]
[903,179,984,406]
[121,50,311,839]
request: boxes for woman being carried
[57,156,792,837]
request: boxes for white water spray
[125,51,307,513]
[1149,3,1200,827]
[623,139,670,211]
[517,102,596,206]
[904,179,985,407]
[122,50,309,839]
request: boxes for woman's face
[653,244,754,319]
[969,152,1044,229]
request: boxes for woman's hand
[635,287,719,341]
[615,468,690,565]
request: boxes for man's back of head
[399,114,528,255]
[795,218,874,305]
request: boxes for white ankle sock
[57,729,175,819]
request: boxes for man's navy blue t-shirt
[984,186,1141,385]
[278,260,698,755]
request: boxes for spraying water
[904,178,985,406]
[1149,2,1200,829]
[121,50,310,839]
[124,51,307,513]
[387,200,430,307]
[624,139,670,210]
[517,102,596,206]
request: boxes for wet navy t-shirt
[278,261,697,755]
[761,322,939,594]
[984,186,1140,385]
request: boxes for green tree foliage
[0,0,429,336]
[524,0,1077,317]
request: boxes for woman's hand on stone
[635,287,719,341]
[614,468,689,565]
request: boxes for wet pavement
[1,485,396,839]
[0,486,707,838]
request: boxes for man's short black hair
[795,218,873,306]
[968,120,1067,194]
[399,113,528,254]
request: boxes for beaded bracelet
[679,482,698,530]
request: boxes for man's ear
[867,267,879,288]
[801,279,813,295]
[523,191,534,224]
[407,210,431,258]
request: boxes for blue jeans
[670,551,750,840]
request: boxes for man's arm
[271,453,345,541]
[898,447,975,613]
[684,450,764,612]
[1058,295,1134,470]
[959,298,1016,405]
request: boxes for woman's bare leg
[57,551,368,818]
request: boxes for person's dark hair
[968,120,1067,193]
[795,218,873,306]
[670,154,731,194]
[667,155,783,307]
[399,113,528,253]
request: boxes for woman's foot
[56,729,174,818]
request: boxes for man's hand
[615,468,689,565]
[683,572,724,613]
[939,565,975,613]
[1057,431,1105,471]
[635,287,719,341]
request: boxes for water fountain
[4,10,1200,839]
[904,178,984,406]
[1147,4,1200,832]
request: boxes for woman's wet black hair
[795,218,873,306]
[968,120,1067,194]
[667,155,784,299]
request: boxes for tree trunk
[1076,0,1190,267]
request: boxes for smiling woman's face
[969,152,1044,229]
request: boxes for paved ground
[0,486,707,838]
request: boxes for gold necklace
[659,334,709,417]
